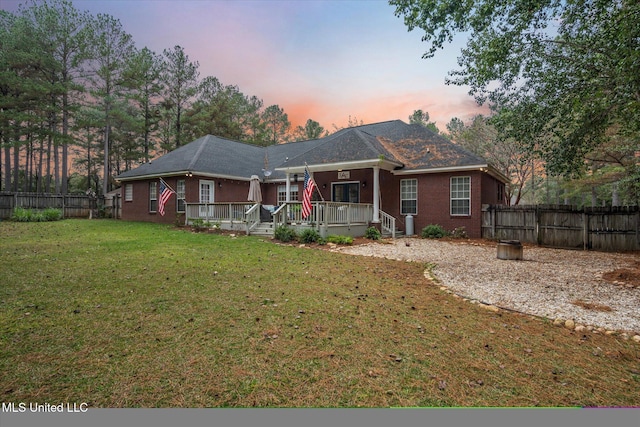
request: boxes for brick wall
[120,170,506,237]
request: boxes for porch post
[285,173,291,202]
[372,166,380,223]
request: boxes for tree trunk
[612,182,620,206]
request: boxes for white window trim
[450,176,471,216]
[278,184,298,205]
[176,179,186,213]
[149,181,157,213]
[124,184,133,201]
[400,178,418,215]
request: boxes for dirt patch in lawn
[602,261,640,288]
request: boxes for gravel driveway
[333,238,640,334]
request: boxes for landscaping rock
[632,335,640,343]
[564,319,575,330]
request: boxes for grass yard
[1,220,639,407]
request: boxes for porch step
[249,223,275,236]
[382,229,405,238]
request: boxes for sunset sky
[2,0,488,131]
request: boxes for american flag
[158,178,175,216]
[302,167,316,219]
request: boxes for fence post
[582,210,588,250]
[534,205,540,245]
[491,205,496,240]
[62,195,66,219]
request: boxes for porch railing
[185,202,254,225]
[272,201,373,227]
[185,201,379,234]
[244,203,261,233]
[380,210,396,239]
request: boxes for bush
[274,225,297,242]
[42,208,62,221]
[364,226,381,240]
[11,207,33,222]
[191,218,205,230]
[298,228,323,244]
[326,235,353,245]
[11,207,62,222]
[421,224,448,239]
[451,226,468,239]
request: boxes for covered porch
[184,201,397,238]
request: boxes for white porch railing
[184,201,401,237]
[272,201,373,227]
[244,203,261,233]
[380,210,396,239]
[185,202,254,225]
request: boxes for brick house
[116,120,508,238]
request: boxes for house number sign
[337,171,350,179]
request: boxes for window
[400,179,417,215]
[149,181,157,212]
[176,179,185,212]
[277,184,298,204]
[124,184,133,201]
[332,182,359,203]
[451,176,470,216]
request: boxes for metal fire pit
[497,240,523,260]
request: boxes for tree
[24,0,90,194]
[87,13,135,195]
[331,115,364,132]
[161,45,199,149]
[292,119,328,141]
[447,115,534,205]
[0,9,55,192]
[391,0,640,204]
[261,105,290,145]
[409,109,440,134]
[122,47,164,163]
[188,76,265,143]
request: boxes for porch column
[285,173,291,202]
[372,166,380,223]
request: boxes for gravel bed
[333,238,640,334]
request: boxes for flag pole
[305,164,324,202]
[159,177,176,194]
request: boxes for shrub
[326,235,353,245]
[364,226,381,240]
[11,207,33,222]
[274,225,297,242]
[42,208,62,221]
[191,218,205,230]
[11,207,61,222]
[451,226,468,239]
[421,224,448,239]
[298,228,323,244]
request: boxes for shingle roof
[117,135,265,180]
[358,120,488,171]
[116,120,491,181]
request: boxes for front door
[332,182,360,203]
[199,180,215,217]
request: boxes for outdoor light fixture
[293,174,298,182]
[186,171,193,177]
[362,181,367,188]
[218,182,222,188]
[322,184,326,189]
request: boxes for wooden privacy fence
[0,192,95,219]
[482,204,640,252]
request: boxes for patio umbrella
[248,175,262,203]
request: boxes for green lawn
[1,220,638,407]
